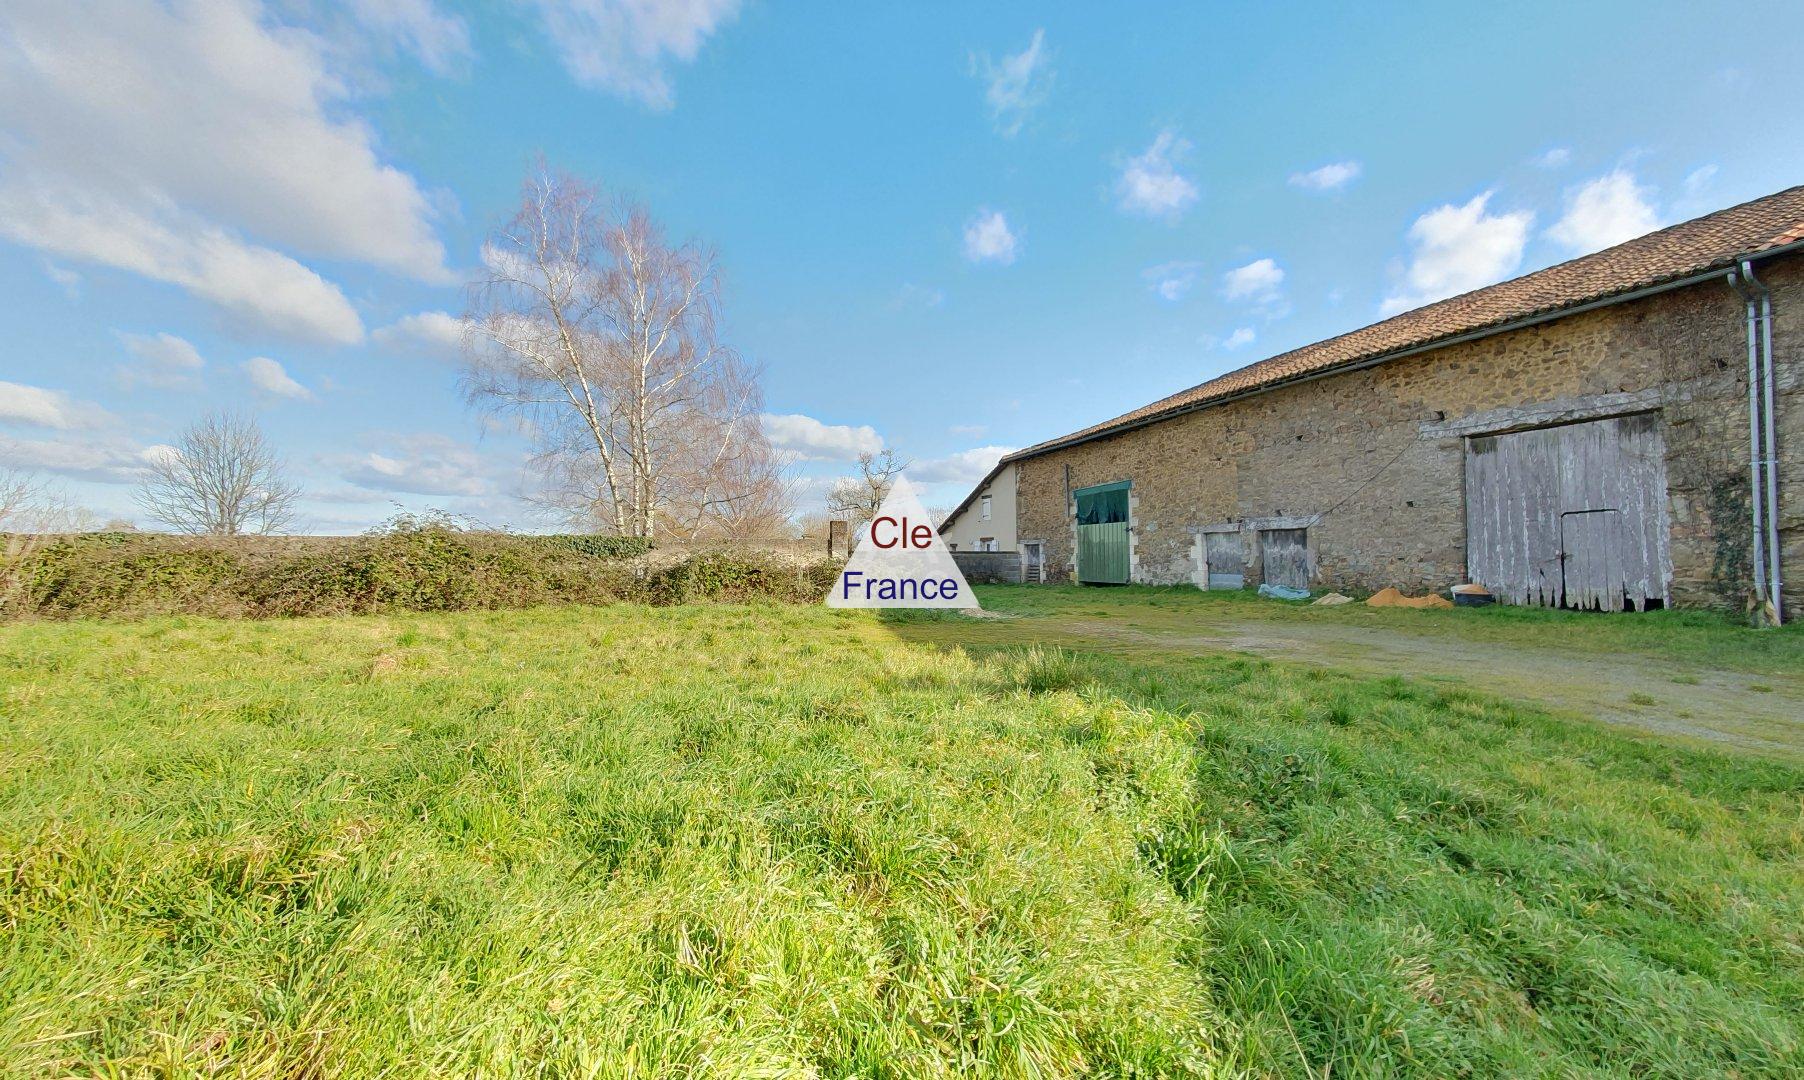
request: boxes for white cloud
[974,29,1052,137]
[1199,326,1256,351]
[0,381,112,430]
[1532,147,1572,169]
[116,331,206,389]
[346,0,473,75]
[1115,131,1199,220]
[1143,261,1203,301]
[0,1,450,340]
[948,424,987,439]
[43,261,81,298]
[761,413,883,462]
[910,446,1017,486]
[0,432,163,484]
[478,240,537,283]
[892,283,945,310]
[529,0,742,109]
[1547,169,1660,255]
[1380,192,1533,315]
[1221,257,1286,306]
[0,192,367,345]
[963,209,1018,265]
[1683,164,1719,195]
[1288,160,1361,192]
[141,443,182,469]
[242,356,315,401]
[336,433,495,497]
[373,310,468,359]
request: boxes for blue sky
[3,1,1803,530]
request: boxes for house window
[979,537,996,552]
[980,494,992,521]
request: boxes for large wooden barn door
[1074,481,1130,584]
[1465,413,1670,611]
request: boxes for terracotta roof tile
[1007,184,1804,462]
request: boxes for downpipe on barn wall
[1731,260,1783,625]
[1754,262,1783,625]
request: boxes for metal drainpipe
[1743,259,1784,624]
[1731,268,1771,621]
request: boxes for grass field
[2,595,1801,1076]
[962,584,1804,675]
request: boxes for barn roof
[1004,183,1804,464]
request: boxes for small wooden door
[1259,529,1310,588]
[1560,510,1625,612]
[1204,532,1245,589]
[1023,542,1044,583]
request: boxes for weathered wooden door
[1204,531,1245,589]
[1259,529,1310,588]
[1560,510,1626,611]
[1074,481,1130,584]
[1466,413,1670,611]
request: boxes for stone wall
[951,549,1023,584]
[1014,253,1801,613]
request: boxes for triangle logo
[825,475,979,608]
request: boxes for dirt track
[903,606,1804,761]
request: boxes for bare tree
[0,469,36,530]
[0,469,92,533]
[2,468,94,614]
[465,166,782,539]
[793,510,835,542]
[688,441,798,540]
[136,411,301,535]
[825,449,907,528]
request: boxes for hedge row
[4,522,837,620]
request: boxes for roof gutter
[1005,238,1804,465]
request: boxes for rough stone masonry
[1012,253,1800,612]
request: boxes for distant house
[939,461,1041,579]
[961,186,1802,616]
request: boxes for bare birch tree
[465,166,783,539]
[136,411,301,535]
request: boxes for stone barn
[979,186,1802,617]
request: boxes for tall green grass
[1,603,1798,1076]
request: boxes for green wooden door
[1074,481,1130,584]
[1077,522,1130,583]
